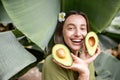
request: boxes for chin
[71,47,81,52]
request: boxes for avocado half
[52,44,73,66]
[85,31,98,56]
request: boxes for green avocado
[85,31,99,56]
[52,44,73,66]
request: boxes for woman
[42,10,101,80]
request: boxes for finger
[95,44,101,54]
[53,59,71,69]
[82,43,87,55]
[86,44,101,64]
[97,44,101,54]
[88,52,99,63]
[71,53,78,60]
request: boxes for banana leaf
[98,34,118,50]
[94,52,120,80]
[104,11,120,43]
[2,0,120,50]
[1,0,60,51]
[62,0,120,33]
[0,31,36,80]
[0,0,12,26]
[0,0,120,80]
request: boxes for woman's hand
[53,44,101,71]
[80,43,101,64]
[53,53,90,80]
[53,53,89,73]
[53,44,101,80]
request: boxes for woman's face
[63,14,87,54]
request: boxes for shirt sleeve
[89,62,96,80]
[42,55,70,80]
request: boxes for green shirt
[42,55,95,80]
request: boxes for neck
[71,50,79,56]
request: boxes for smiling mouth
[71,39,83,45]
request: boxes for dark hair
[54,10,90,44]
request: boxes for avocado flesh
[52,44,73,66]
[85,32,98,56]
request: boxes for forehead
[64,14,87,25]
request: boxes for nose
[74,29,82,37]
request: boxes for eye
[81,27,86,30]
[68,27,73,30]
[80,25,87,31]
[67,24,75,30]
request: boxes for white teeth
[72,40,81,42]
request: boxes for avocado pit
[88,36,95,47]
[56,48,66,59]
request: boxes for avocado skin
[52,44,73,66]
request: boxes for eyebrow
[66,23,75,27]
[81,24,87,26]
[66,23,87,27]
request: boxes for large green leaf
[0,0,12,26]
[98,34,118,50]
[62,0,120,33]
[94,53,120,80]
[104,10,120,43]
[0,31,36,80]
[1,0,60,50]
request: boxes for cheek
[82,31,87,37]
[63,30,73,41]
[63,31,69,41]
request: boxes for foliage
[0,0,120,80]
